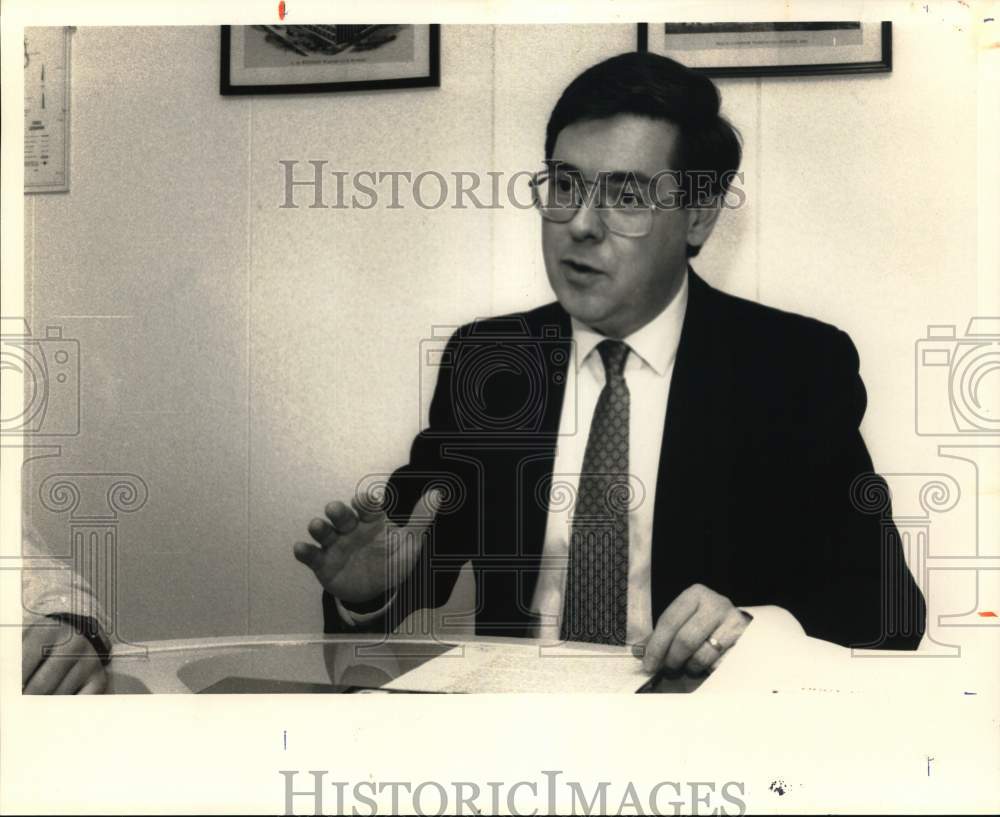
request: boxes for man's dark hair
[545,52,742,257]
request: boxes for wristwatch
[45,613,112,666]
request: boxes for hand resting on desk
[22,612,107,695]
[636,583,752,677]
[293,488,442,604]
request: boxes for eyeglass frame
[528,161,683,239]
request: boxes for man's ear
[685,202,722,254]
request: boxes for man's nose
[566,202,606,242]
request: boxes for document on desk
[383,641,659,693]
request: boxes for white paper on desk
[698,605,859,694]
[383,641,657,693]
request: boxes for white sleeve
[21,522,113,655]
[334,592,397,627]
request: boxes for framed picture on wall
[637,21,892,77]
[220,24,440,95]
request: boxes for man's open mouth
[563,259,603,275]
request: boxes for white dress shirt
[338,273,689,632]
[337,269,804,652]
[336,269,804,650]
[530,272,689,644]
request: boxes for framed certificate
[220,24,440,95]
[638,22,892,77]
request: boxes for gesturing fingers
[324,500,359,535]
[308,497,372,548]
[292,541,324,570]
[351,493,386,524]
[307,517,336,547]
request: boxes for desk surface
[107,634,445,694]
[105,634,706,694]
[27,632,1000,816]
[105,628,998,696]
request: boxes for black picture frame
[220,24,440,95]
[637,21,892,77]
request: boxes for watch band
[45,613,112,666]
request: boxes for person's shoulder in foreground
[21,523,112,694]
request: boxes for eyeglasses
[529,167,656,238]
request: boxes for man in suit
[293,52,925,676]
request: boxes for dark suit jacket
[324,269,925,649]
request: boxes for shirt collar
[570,268,689,377]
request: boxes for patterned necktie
[560,339,631,645]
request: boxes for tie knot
[596,339,630,381]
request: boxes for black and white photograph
[2,0,998,815]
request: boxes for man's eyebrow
[605,170,652,184]
[550,163,654,184]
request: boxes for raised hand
[293,488,442,605]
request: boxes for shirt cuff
[334,592,396,626]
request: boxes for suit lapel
[485,282,735,632]
[515,303,572,546]
[501,304,573,629]
[650,270,734,620]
